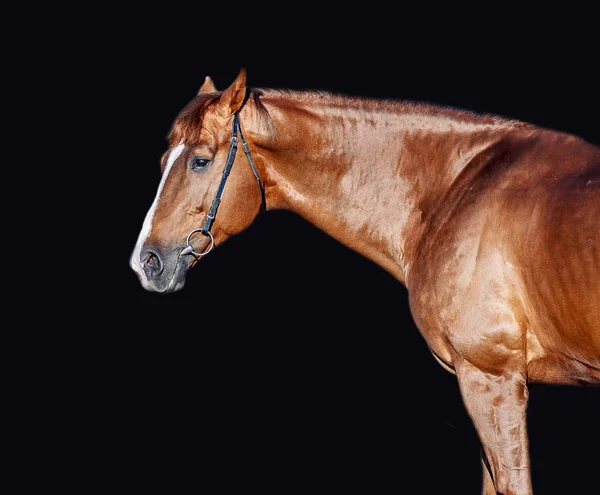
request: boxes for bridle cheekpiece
[180,112,265,257]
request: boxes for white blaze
[130,143,185,282]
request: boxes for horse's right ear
[198,76,217,94]
[217,68,247,116]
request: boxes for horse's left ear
[218,68,247,116]
[198,76,217,94]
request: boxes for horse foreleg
[481,451,497,495]
[455,358,532,495]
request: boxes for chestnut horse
[131,69,599,494]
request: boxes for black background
[89,10,599,494]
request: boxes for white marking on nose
[130,143,185,282]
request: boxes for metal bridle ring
[184,229,214,257]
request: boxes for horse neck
[246,91,514,285]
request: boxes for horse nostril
[142,250,163,278]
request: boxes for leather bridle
[180,112,265,257]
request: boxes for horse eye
[190,157,211,170]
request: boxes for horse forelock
[168,89,274,146]
[168,92,221,146]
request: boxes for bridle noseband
[180,112,265,257]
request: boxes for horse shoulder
[407,187,528,374]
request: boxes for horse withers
[131,69,599,494]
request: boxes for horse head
[130,69,265,292]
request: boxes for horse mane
[259,88,526,127]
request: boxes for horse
[130,69,599,495]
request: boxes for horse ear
[218,68,247,116]
[198,76,217,94]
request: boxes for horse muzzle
[131,243,193,293]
